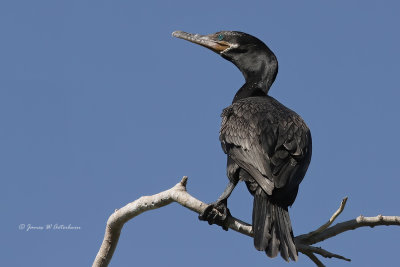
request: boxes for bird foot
[198,201,231,231]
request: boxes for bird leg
[199,181,237,231]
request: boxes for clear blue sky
[2,1,399,266]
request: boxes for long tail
[252,188,298,261]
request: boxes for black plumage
[173,30,312,262]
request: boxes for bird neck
[231,52,278,103]
[232,82,266,103]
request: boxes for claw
[198,204,214,221]
[198,201,230,231]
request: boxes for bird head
[172,30,278,91]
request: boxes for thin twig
[296,197,347,243]
[314,197,348,232]
[303,251,325,267]
[297,243,351,262]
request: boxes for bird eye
[217,34,224,41]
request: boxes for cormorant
[173,30,312,262]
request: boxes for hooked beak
[172,30,234,54]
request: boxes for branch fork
[93,177,400,267]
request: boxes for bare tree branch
[92,176,251,267]
[296,214,400,246]
[92,177,400,267]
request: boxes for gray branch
[92,177,400,267]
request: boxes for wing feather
[220,96,311,194]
